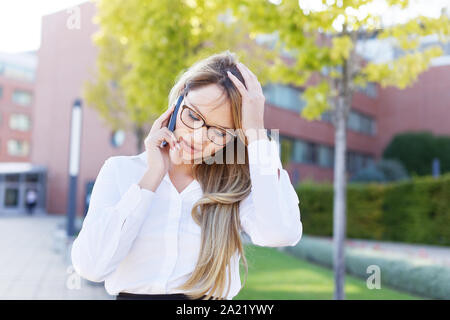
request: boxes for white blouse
[71,138,302,300]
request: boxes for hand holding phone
[160,94,184,148]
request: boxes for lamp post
[66,98,83,238]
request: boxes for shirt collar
[137,150,200,189]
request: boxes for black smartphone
[160,94,184,147]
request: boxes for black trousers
[115,292,217,300]
[26,202,36,214]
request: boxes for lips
[180,137,201,153]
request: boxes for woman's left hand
[227,62,267,143]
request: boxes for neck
[168,161,194,178]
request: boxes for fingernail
[176,143,181,150]
[227,71,232,77]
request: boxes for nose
[187,126,208,147]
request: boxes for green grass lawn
[233,244,424,300]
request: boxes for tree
[383,131,450,176]
[84,0,276,153]
[228,0,450,299]
[350,159,409,183]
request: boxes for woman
[71,50,302,300]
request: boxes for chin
[177,147,217,164]
[174,150,198,164]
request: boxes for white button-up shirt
[71,138,302,299]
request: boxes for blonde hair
[168,50,251,300]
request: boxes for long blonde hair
[168,50,251,300]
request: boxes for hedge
[295,173,450,246]
[283,235,450,300]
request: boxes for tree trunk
[332,96,347,300]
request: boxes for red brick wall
[0,76,34,162]
[32,2,137,216]
[374,64,450,159]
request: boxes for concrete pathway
[2,213,446,300]
[0,214,114,300]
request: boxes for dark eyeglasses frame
[179,104,237,146]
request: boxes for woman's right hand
[139,104,181,191]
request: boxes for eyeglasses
[180,104,237,146]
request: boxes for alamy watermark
[366,264,381,289]
[66,6,81,30]
[168,128,281,175]
[66,265,81,290]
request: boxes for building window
[9,114,31,131]
[347,151,374,174]
[110,130,125,148]
[292,140,307,163]
[4,188,19,207]
[363,154,375,168]
[5,174,20,182]
[12,89,32,106]
[321,110,333,123]
[25,173,39,183]
[281,134,373,172]
[1,63,34,82]
[357,82,377,98]
[0,86,3,99]
[305,142,318,164]
[318,145,334,168]
[347,110,376,136]
[348,111,360,131]
[292,140,319,164]
[320,108,376,135]
[7,139,29,157]
[263,83,306,113]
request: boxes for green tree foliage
[83,0,277,152]
[228,0,450,121]
[383,131,450,176]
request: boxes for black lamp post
[66,98,83,238]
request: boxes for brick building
[0,51,36,161]
[21,2,450,216]
[0,51,47,214]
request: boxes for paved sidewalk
[0,214,114,300]
[311,235,450,267]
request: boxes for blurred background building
[0,50,48,214]
[0,51,36,161]
[1,1,449,217]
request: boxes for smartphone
[160,94,184,148]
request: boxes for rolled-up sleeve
[239,138,302,247]
[71,157,156,282]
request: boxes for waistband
[116,292,217,300]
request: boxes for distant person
[25,189,38,215]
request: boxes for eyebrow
[184,96,234,130]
